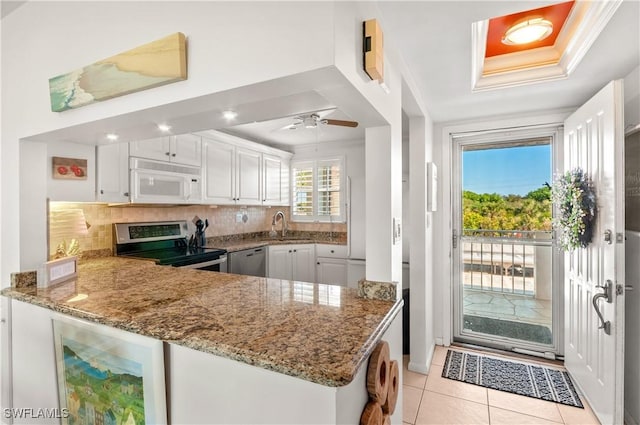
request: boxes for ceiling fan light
[502,17,553,45]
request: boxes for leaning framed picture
[52,316,167,425]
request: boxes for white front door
[563,80,625,425]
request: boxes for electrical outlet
[236,212,243,223]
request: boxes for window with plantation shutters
[292,162,314,217]
[291,158,345,222]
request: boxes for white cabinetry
[202,138,262,205]
[236,147,262,205]
[200,131,291,206]
[267,244,316,282]
[130,134,201,166]
[316,258,348,286]
[263,154,290,206]
[315,244,348,286]
[96,142,130,202]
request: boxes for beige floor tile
[557,403,600,424]
[431,345,449,366]
[415,390,489,425]
[489,406,563,424]
[487,389,563,423]
[404,368,428,389]
[425,364,488,404]
[403,385,423,425]
[403,354,428,389]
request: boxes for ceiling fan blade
[324,119,359,128]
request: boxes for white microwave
[130,157,202,204]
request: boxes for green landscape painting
[61,337,145,425]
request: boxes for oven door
[175,255,227,273]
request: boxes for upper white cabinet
[202,139,262,205]
[200,130,291,206]
[263,154,290,206]
[130,134,201,166]
[97,142,129,202]
[236,147,262,205]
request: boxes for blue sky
[463,145,551,196]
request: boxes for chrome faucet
[272,210,287,238]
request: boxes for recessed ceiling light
[502,17,553,45]
[223,110,238,120]
[157,123,172,132]
[106,133,119,141]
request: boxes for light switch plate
[393,217,401,245]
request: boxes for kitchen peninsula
[2,256,402,424]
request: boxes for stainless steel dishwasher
[228,247,266,277]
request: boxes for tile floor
[463,289,552,328]
[402,346,600,425]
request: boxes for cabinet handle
[172,153,176,157]
[124,192,129,197]
[100,189,104,194]
[317,262,320,265]
[288,250,292,253]
[165,152,170,156]
[294,249,297,252]
[331,250,334,253]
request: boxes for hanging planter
[551,168,597,251]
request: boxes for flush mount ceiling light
[157,123,172,132]
[222,110,238,120]
[502,17,553,45]
[106,133,119,141]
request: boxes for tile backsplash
[49,202,346,257]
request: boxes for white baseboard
[408,341,435,375]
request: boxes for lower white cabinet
[267,244,316,283]
[316,257,348,286]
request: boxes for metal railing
[461,229,552,296]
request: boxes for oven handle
[179,255,227,269]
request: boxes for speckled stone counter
[1,257,401,387]
[207,235,346,253]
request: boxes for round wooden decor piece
[382,360,399,415]
[360,400,383,425]
[366,340,390,402]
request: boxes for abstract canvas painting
[49,32,187,112]
[53,317,166,425]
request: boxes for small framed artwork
[52,157,87,180]
[53,316,167,425]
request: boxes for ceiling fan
[284,113,358,130]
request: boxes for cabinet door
[236,147,262,205]
[263,154,282,205]
[316,258,348,286]
[268,245,292,280]
[172,134,202,166]
[130,136,172,161]
[202,139,235,204]
[280,157,290,206]
[292,244,316,283]
[96,143,129,202]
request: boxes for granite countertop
[209,238,344,252]
[2,257,401,387]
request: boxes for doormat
[463,315,553,345]
[442,350,583,408]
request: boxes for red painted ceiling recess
[485,1,575,58]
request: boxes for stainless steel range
[114,221,227,272]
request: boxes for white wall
[624,66,640,129]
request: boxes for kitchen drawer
[315,244,347,259]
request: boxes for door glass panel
[460,140,554,346]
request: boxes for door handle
[592,280,613,335]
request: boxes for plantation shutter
[317,159,341,218]
[292,161,314,218]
